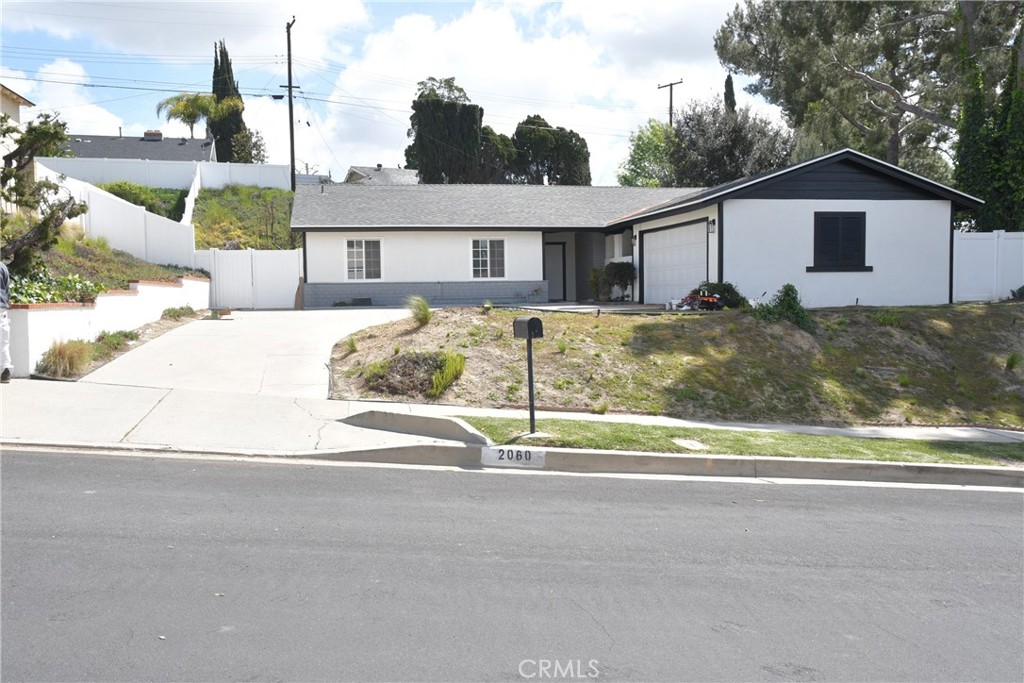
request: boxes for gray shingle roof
[64,134,216,162]
[292,184,696,230]
[344,166,421,185]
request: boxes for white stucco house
[291,149,983,309]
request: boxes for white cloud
[3,1,784,184]
[302,1,744,184]
[19,59,128,134]
[3,1,370,67]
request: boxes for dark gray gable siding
[740,159,937,201]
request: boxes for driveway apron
[81,309,410,399]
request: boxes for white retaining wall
[194,249,303,310]
[954,230,1024,302]
[7,278,210,378]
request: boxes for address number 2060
[481,446,546,468]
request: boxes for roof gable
[612,148,983,226]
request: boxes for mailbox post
[513,316,544,433]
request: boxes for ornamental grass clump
[36,339,92,378]
[407,295,432,327]
[428,352,466,398]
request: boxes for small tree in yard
[604,261,637,300]
[1,113,87,272]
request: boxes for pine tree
[210,40,246,163]
[955,13,1023,231]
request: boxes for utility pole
[658,78,684,127]
[283,17,297,192]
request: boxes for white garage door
[642,224,708,304]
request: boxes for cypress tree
[210,40,246,163]
[724,73,737,114]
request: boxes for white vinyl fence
[37,157,290,191]
[36,162,197,268]
[954,230,1024,302]
[194,249,303,310]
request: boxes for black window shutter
[816,215,842,268]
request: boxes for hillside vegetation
[192,185,294,249]
[332,303,1024,429]
[38,229,204,291]
[99,182,294,250]
[99,181,188,222]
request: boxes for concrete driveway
[82,309,410,399]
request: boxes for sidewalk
[1,309,1021,488]
[2,378,1022,489]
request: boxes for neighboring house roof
[609,148,984,228]
[1,84,35,108]
[64,131,216,162]
[344,165,421,185]
[291,184,692,230]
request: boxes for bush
[688,281,746,309]
[99,181,186,220]
[589,268,610,302]
[36,339,92,377]
[752,284,816,334]
[1010,284,1024,301]
[10,270,104,304]
[872,309,903,327]
[407,295,432,326]
[162,305,195,320]
[93,330,140,361]
[363,351,462,397]
[1007,351,1022,373]
[604,261,636,299]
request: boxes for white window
[472,239,505,278]
[347,240,381,280]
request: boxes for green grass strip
[461,416,1024,468]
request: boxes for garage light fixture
[707,219,716,234]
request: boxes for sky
[1,0,777,186]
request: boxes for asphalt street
[2,450,1022,682]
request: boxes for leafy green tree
[211,40,247,163]
[668,98,793,186]
[415,77,470,104]
[477,125,516,183]
[715,0,1020,173]
[404,78,483,184]
[512,115,592,185]
[617,119,674,187]
[957,16,1024,231]
[231,128,268,164]
[1,114,87,271]
[547,127,591,186]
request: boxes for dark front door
[544,242,566,301]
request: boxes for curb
[4,439,1021,488]
[342,410,490,445]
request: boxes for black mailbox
[513,316,544,339]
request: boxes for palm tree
[156,93,214,139]
[155,93,243,139]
